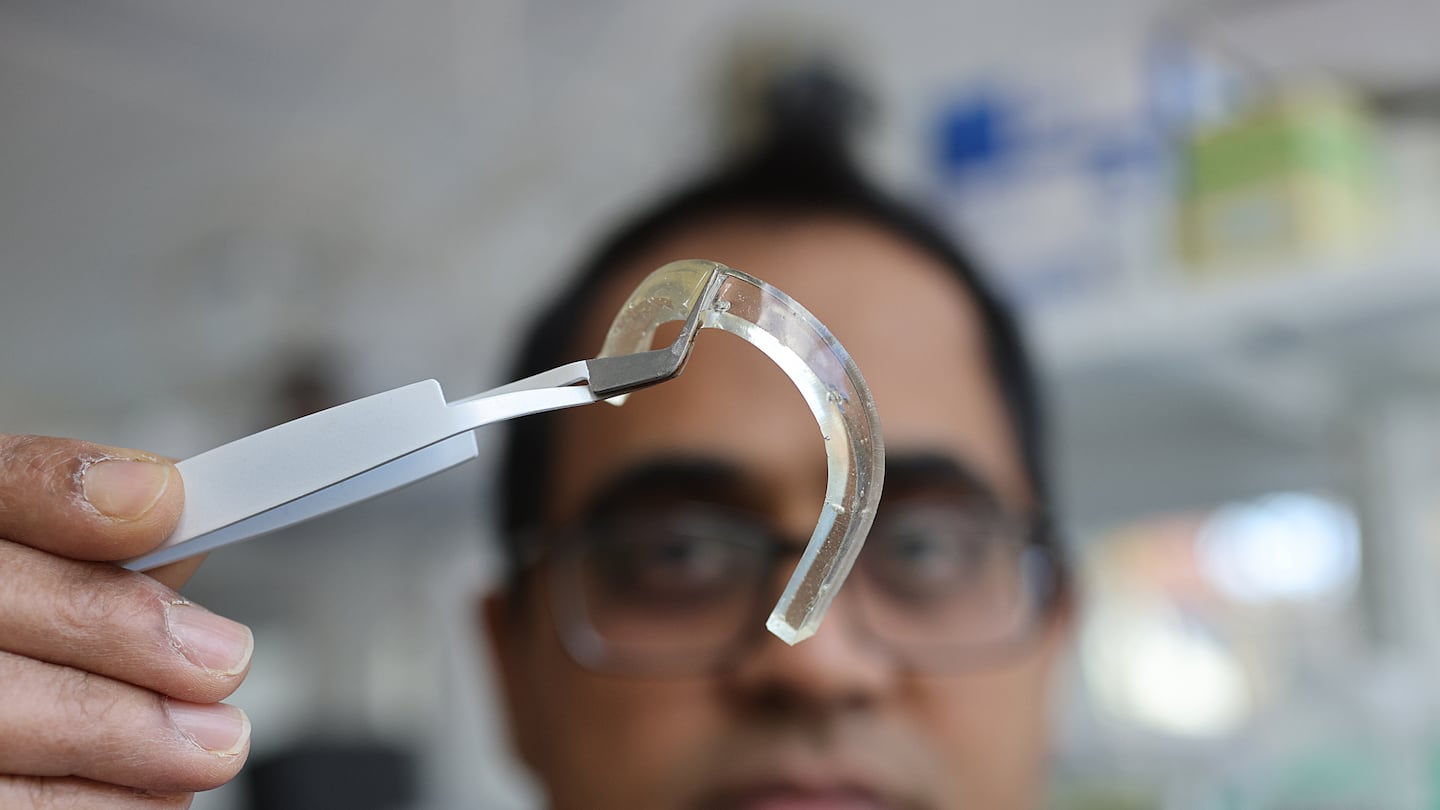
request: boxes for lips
[691,731,928,810]
[708,782,896,810]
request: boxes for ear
[480,590,543,771]
[1038,581,1079,668]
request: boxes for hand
[0,435,253,808]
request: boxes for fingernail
[167,602,254,676]
[82,459,171,520]
[168,701,250,756]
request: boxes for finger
[0,652,249,793]
[145,554,207,593]
[0,540,250,703]
[0,776,192,809]
[0,435,184,561]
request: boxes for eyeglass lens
[551,501,1047,671]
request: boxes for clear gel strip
[597,260,885,644]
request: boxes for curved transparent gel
[598,260,885,645]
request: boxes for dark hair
[492,72,1055,580]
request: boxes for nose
[719,582,896,718]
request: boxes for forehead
[546,213,1028,524]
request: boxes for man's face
[486,215,1070,810]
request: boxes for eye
[622,530,735,588]
[584,510,769,609]
[862,504,1011,602]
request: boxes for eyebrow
[875,450,1003,508]
[578,450,1002,521]
[578,456,761,520]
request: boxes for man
[482,100,1075,808]
[0,85,1072,808]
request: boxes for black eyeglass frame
[506,508,1070,677]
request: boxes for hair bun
[717,39,873,159]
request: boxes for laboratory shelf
[1024,243,1440,530]
[1029,245,1440,386]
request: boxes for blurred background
[3,0,1440,807]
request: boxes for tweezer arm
[121,283,711,574]
[122,364,598,571]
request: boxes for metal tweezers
[121,278,714,573]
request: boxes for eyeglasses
[523,498,1063,675]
